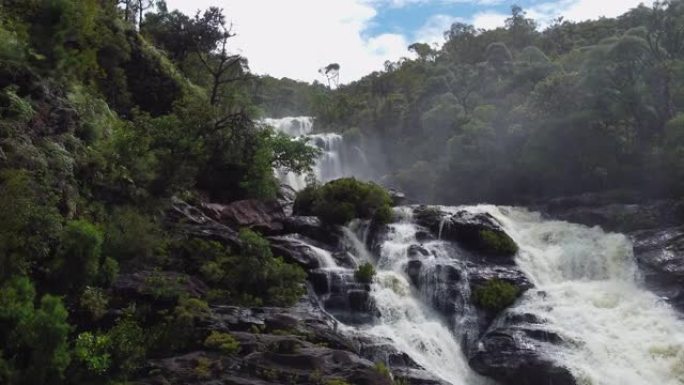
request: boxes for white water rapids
[266,117,684,385]
[484,205,684,385]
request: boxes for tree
[409,42,435,61]
[319,63,340,88]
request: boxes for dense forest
[307,2,684,204]
[0,1,323,383]
[2,0,684,384]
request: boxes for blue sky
[165,0,644,83]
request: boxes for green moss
[478,229,518,256]
[293,178,393,226]
[203,331,239,355]
[354,262,376,284]
[473,279,521,312]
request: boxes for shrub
[103,207,168,264]
[374,362,391,378]
[354,262,376,284]
[74,332,111,375]
[473,279,521,312]
[293,178,393,226]
[478,229,518,256]
[80,286,109,320]
[203,331,240,355]
[326,379,352,385]
[107,313,147,375]
[56,220,104,291]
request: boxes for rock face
[202,199,286,235]
[137,298,436,385]
[469,316,576,385]
[414,206,518,258]
[632,226,684,311]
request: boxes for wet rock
[267,235,323,270]
[469,308,575,385]
[631,226,684,311]
[389,189,407,206]
[407,244,430,260]
[469,328,575,385]
[538,192,684,233]
[283,216,339,245]
[413,206,518,258]
[202,199,285,235]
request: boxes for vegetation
[479,230,519,256]
[473,279,521,312]
[311,2,684,205]
[0,1,315,383]
[294,178,393,225]
[203,331,240,355]
[355,262,377,284]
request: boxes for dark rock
[413,206,518,258]
[407,245,430,260]
[283,216,339,245]
[469,318,575,385]
[632,226,684,311]
[168,198,239,247]
[202,199,286,235]
[389,189,407,206]
[267,235,324,270]
[111,270,208,305]
[406,260,423,287]
[538,193,684,233]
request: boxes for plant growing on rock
[203,331,240,354]
[479,229,519,256]
[473,279,521,313]
[355,262,376,284]
[293,178,393,226]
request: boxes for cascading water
[264,117,684,385]
[262,116,367,190]
[358,208,490,385]
[477,205,684,385]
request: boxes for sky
[165,0,646,84]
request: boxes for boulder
[631,226,684,311]
[168,198,239,246]
[469,309,575,385]
[202,199,285,235]
[283,216,339,245]
[413,206,518,258]
[267,235,324,270]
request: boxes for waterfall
[263,116,363,190]
[478,205,684,385]
[359,209,490,385]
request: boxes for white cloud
[471,11,507,29]
[414,14,466,45]
[163,0,647,83]
[527,0,645,28]
[165,0,409,83]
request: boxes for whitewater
[266,116,684,385]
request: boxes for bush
[473,279,520,312]
[80,286,109,320]
[107,313,147,376]
[293,178,393,226]
[103,207,167,264]
[478,229,518,256]
[354,262,376,284]
[56,220,103,291]
[74,332,111,375]
[203,331,240,355]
